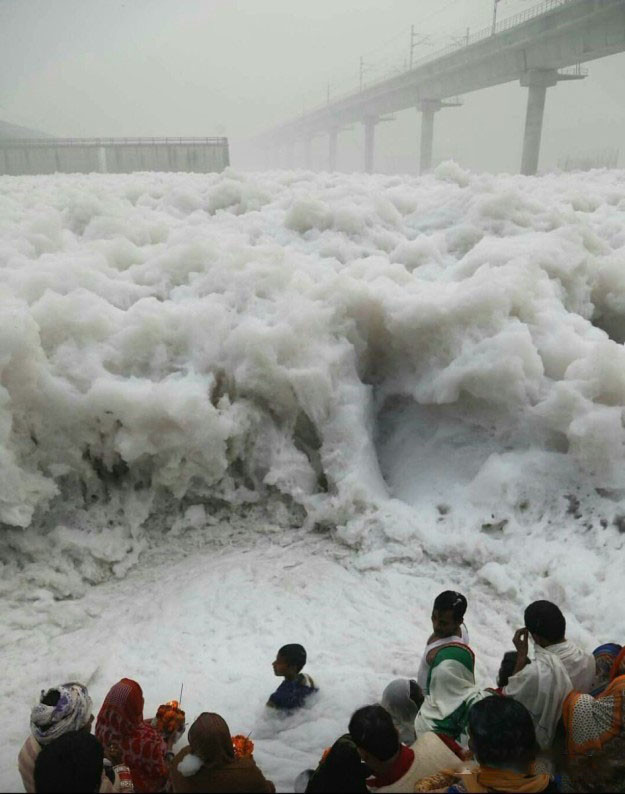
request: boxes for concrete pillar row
[364,116,377,174]
[520,70,558,176]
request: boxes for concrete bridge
[0,137,230,176]
[256,0,625,175]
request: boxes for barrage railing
[0,137,229,148]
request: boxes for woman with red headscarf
[95,678,171,793]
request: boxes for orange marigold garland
[232,734,254,758]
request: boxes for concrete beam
[520,69,558,176]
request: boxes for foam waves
[2,165,625,597]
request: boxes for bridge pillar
[520,70,558,176]
[329,128,338,171]
[364,116,376,173]
[417,99,441,174]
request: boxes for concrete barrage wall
[0,138,230,176]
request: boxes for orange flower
[232,734,254,758]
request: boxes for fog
[1,0,625,172]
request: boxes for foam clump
[1,167,625,597]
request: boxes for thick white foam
[2,163,625,789]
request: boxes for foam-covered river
[1,164,625,790]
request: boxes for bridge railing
[0,137,229,148]
[306,0,577,115]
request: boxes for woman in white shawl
[380,679,423,745]
[414,643,489,748]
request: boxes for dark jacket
[170,746,275,794]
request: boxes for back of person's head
[34,730,103,793]
[468,696,537,769]
[31,682,93,746]
[497,651,518,689]
[524,600,565,643]
[433,591,467,622]
[278,643,307,672]
[188,712,234,769]
[306,734,368,793]
[348,705,399,762]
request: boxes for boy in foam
[524,600,595,693]
[416,591,469,692]
[267,643,317,710]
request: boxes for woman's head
[468,696,537,770]
[188,712,235,769]
[30,683,93,746]
[380,679,422,744]
[96,679,144,737]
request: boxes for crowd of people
[17,593,625,792]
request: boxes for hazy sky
[2,0,625,173]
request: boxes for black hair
[468,696,537,768]
[433,590,467,622]
[497,651,518,689]
[306,733,369,793]
[408,679,423,709]
[278,643,307,672]
[348,704,399,762]
[34,730,103,793]
[40,689,61,707]
[524,600,565,643]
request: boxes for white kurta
[503,644,573,749]
[416,623,470,692]
[547,639,596,694]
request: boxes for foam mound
[1,165,625,622]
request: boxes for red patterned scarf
[95,678,168,793]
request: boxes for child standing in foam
[267,643,317,711]
[416,591,470,693]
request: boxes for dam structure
[255,0,625,175]
[0,136,230,176]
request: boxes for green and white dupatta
[414,643,489,743]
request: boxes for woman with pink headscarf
[96,678,170,793]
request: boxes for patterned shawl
[561,674,625,792]
[414,643,489,743]
[563,674,625,757]
[95,678,168,793]
[591,643,622,695]
[30,682,93,745]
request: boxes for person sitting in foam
[348,704,463,793]
[267,643,317,711]
[416,591,470,693]
[524,600,596,694]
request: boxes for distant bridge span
[256,0,625,175]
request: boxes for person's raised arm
[511,628,529,676]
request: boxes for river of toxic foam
[0,164,624,641]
